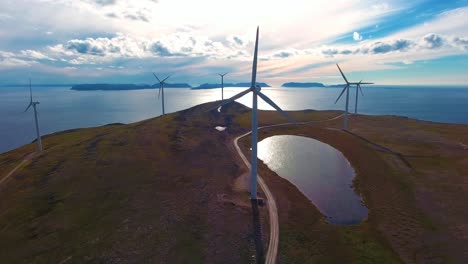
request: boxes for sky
[0,0,467,86]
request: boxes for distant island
[282,82,325,88]
[326,84,346,88]
[70,82,348,91]
[71,83,192,91]
[192,82,271,89]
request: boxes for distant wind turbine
[214,27,295,200]
[24,78,43,152]
[218,72,228,100]
[334,64,373,129]
[353,80,373,114]
[153,73,170,116]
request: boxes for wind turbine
[214,27,295,200]
[334,64,373,129]
[353,80,373,114]
[218,72,228,100]
[152,73,170,115]
[24,78,43,152]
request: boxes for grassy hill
[1,102,467,263]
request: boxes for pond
[257,135,368,225]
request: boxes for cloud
[150,41,177,57]
[65,40,107,56]
[106,13,118,18]
[453,37,468,50]
[353,32,363,41]
[41,32,252,65]
[369,39,413,54]
[94,0,117,6]
[322,48,361,56]
[125,12,149,22]
[232,36,243,46]
[273,51,294,58]
[0,51,36,68]
[322,49,338,56]
[106,10,151,22]
[421,33,444,49]
[20,50,55,61]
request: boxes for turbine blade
[336,64,349,84]
[152,73,161,83]
[360,82,374,84]
[223,72,228,76]
[158,85,162,99]
[359,84,364,96]
[24,102,32,112]
[334,85,348,104]
[250,26,259,88]
[209,87,252,112]
[256,90,296,124]
[162,75,171,83]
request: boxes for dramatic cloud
[0,1,467,85]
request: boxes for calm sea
[1,85,467,154]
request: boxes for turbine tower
[152,73,170,116]
[334,64,373,129]
[24,78,43,152]
[214,27,295,200]
[218,72,228,100]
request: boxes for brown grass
[234,107,468,263]
[1,101,467,263]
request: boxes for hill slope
[1,102,467,263]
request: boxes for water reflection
[257,135,368,224]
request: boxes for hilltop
[1,102,467,263]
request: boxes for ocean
[1,85,467,154]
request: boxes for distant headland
[281,82,325,88]
[69,82,347,91]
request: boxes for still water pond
[257,135,368,225]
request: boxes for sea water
[1,85,467,153]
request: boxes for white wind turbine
[334,64,372,129]
[152,73,170,116]
[353,80,374,114]
[214,27,295,200]
[218,72,228,100]
[24,78,43,152]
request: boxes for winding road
[232,113,344,264]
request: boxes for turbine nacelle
[334,64,374,104]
